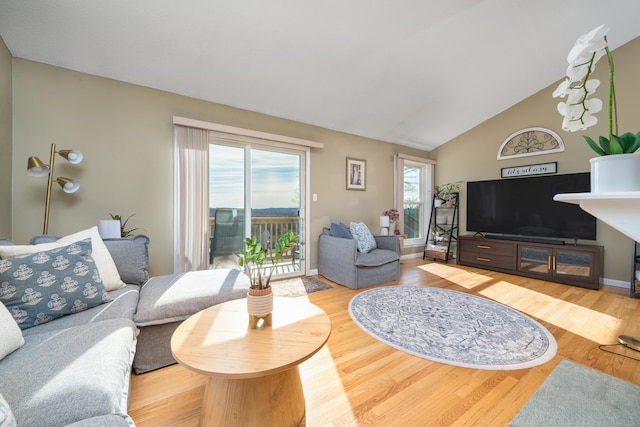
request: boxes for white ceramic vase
[590,152,640,193]
[247,288,273,317]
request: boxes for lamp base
[380,227,389,236]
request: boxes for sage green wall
[10,58,429,276]
[432,36,640,283]
[0,36,12,239]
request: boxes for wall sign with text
[501,162,557,178]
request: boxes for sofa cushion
[0,318,136,427]
[134,269,250,327]
[0,302,24,361]
[0,239,111,330]
[350,222,377,253]
[355,248,400,267]
[102,235,150,285]
[21,284,140,337]
[32,234,150,286]
[8,226,125,291]
[330,222,353,239]
[0,393,16,427]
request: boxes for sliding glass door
[209,142,305,279]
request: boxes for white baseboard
[602,277,631,289]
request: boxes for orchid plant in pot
[236,230,297,328]
[553,24,640,192]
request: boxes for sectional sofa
[0,227,250,426]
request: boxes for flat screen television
[466,173,596,241]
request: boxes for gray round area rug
[349,286,557,370]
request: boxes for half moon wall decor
[497,127,564,160]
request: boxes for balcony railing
[209,216,301,263]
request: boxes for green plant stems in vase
[236,230,298,290]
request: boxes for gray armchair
[317,228,400,289]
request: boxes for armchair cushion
[330,222,353,239]
[355,248,400,267]
[349,222,377,253]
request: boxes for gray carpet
[510,359,640,426]
[349,286,557,370]
[272,276,334,298]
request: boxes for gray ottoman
[132,269,250,374]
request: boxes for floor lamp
[27,143,83,234]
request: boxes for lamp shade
[380,215,390,227]
[56,177,80,193]
[27,156,50,177]
[58,149,83,164]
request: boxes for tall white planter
[590,153,640,193]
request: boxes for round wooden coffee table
[171,297,331,427]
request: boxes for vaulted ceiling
[1,1,640,151]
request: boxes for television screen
[466,173,596,241]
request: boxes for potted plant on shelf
[552,24,640,192]
[436,182,462,207]
[236,230,297,328]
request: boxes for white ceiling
[1,0,640,151]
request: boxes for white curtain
[174,125,209,272]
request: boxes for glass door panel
[518,247,550,275]
[250,148,303,279]
[209,144,245,269]
[209,143,305,279]
[555,250,591,278]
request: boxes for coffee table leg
[200,366,305,426]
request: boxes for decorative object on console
[382,208,399,235]
[236,230,297,328]
[27,143,83,234]
[553,24,640,192]
[497,128,564,160]
[379,215,389,235]
[346,157,366,191]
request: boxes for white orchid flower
[584,97,603,114]
[567,24,609,65]
[552,80,570,98]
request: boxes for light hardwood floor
[128,258,640,426]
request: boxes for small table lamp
[380,215,390,235]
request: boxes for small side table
[171,297,331,427]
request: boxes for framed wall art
[497,127,565,160]
[346,157,366,190]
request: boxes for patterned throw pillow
[349,222,377,253]
[0,239,111,330]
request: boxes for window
[395,154,434,246]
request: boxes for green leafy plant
[108,213,143,238]
[236,230,298,290]
[436,182,462,199]
[553,24,640,155]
